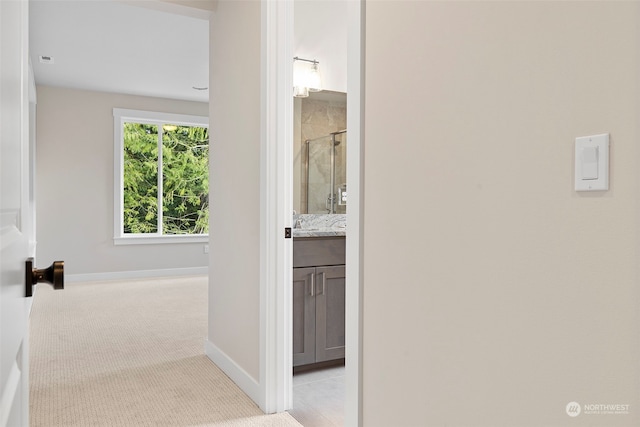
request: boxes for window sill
[114,234,208,245]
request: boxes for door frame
[260,0,364,425]
[259,0,294,414]
[344,2,365,425]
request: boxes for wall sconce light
[293,56,323,98]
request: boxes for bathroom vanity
[292,215,346,368]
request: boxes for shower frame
[304,129,347,214]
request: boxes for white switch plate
[575,133,609,191]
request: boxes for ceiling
[30,0,209,103]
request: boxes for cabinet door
[293,267,316,366]
[315,265,346,362]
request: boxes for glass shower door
[334,132,346,214]
[307,136,333,214]
[305,131,347,214]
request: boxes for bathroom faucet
[295,218,302,229]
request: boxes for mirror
[293,90,347,214]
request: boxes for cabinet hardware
[318,271,325,295]
[310,272,315,296]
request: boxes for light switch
[575,133,609,191]
[581,146,598,180]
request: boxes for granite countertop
[292,214,346,238]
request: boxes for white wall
[36,85,209,279]
[160,0,216,12]
[363,2,639,426]
[206,0,261,390]
[294,0,347,93]
[139,0,216,19]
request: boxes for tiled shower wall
[293,91,347,214]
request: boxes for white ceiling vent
[39,55,55,64]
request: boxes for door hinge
[285,227,292,239]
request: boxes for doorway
[269,1,363,425]
[290,89,347,426]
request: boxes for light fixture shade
[293,57,323,97]
[307,63,322,92]
[293,86,309,98]
[293,60,309,88]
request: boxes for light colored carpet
[29,276,302,427]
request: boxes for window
[113,109,209,244]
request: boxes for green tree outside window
[123,122,209,235]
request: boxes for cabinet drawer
[293,236,346,268]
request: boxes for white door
[1,0,33,425]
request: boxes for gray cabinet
[293,267,316,366]
[314,265,346,362]
[293,237,345,367]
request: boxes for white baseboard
[204,339,262,408]
[66,267,208,283]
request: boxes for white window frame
[113,108,209,245]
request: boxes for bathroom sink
[292,214,347,236]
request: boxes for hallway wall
[362,2,640,426]
[206,0,261,390]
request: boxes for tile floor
[288,365,345,427]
